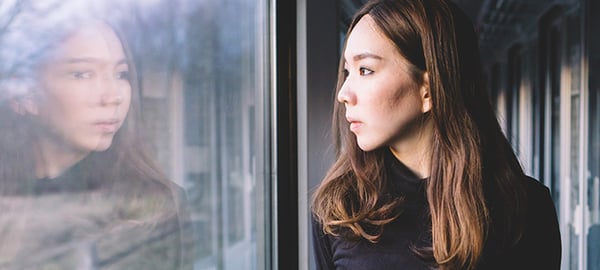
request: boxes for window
[587,2,600,269]
[0,0,272,269]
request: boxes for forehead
[344,15,398,61]
[48,22,125,61]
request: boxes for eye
[117,70,130,80]
[71,71,93,79]
[359,67,373,76]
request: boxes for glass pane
[589,75,600,270]
[588,2,600,269]
[508,47,520,147]
[0,0,270,270]
[567,13,582,270]
[549,26,561,213]
[518,45,534,175]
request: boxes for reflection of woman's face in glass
[33,22,131,153]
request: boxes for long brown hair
[312,0,526,269]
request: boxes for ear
[420,72,431,113]
[10,94,39,116]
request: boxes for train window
[588,58,600,270]
[587,0,600,269]
[566,11,583,270]
[0,0,271,269]
[539,7,563,220]
[492,64,510,135]
[507,45,521,151]
[518,44,535,176]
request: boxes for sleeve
[513,178,562,270]
[311,216,336,270]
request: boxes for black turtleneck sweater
[312,150,561,270]
[0,157,192,270]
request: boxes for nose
[337,80,356,105]
[99,76,124,106]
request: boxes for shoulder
[521,176,551,197]
[519,176,559,229]
[515,176,562,269]
[482,175,561,269]
[518,176,557,227]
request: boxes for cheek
[40,89,87,116]
[384,89,424,132]
[122,87,133,111]
[386,84,418,111]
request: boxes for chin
[92,137,115,152]
[93,145,112,152]
[356,138,379,152]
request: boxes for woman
[311,0,561,269]
[0,7,192,270]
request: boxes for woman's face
[32,22,131,153]
[338,15,430,152]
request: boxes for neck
[389,119,434,179]
[34,136,89,179]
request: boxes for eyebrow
[346,52,383,62]
[61,57,129,66]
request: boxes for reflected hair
[311,0,527,269]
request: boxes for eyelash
[343,67,374,78]
[117,71,130,80]
[72,71,93,79]
[69,70,130,80]
[359,67,373,76]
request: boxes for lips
[346,116,362,132]
[93,119,121,133]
